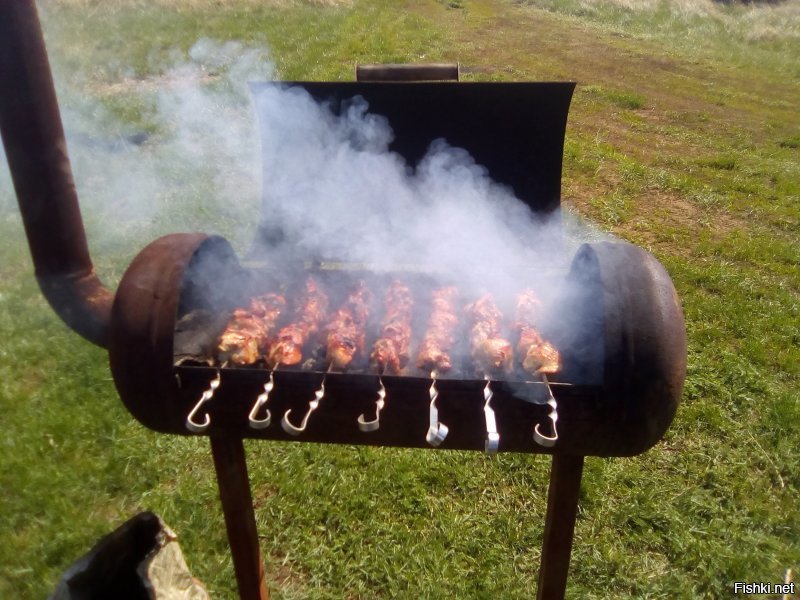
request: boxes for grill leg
[536,454,585,600]
[210,436,270,600]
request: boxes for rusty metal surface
[109,234,240,432]
[536,454,585,600]
[560,241,687,456]
[114,234,685,457]
[210,437,269,600]
[355,63,459,82]
[0,0,112,347]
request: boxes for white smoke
[25,37,273,262]
[0,21,574,303]
[0,27,606,381]
[252,84,568,310]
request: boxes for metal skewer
[483,375,500,454]
[358,372,386,433]
[533,374,559,447]
[281,363,331,436]
[426,370,449,447]
[247,369,276,429]
[186,370,221,433]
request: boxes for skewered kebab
[217,292,286,366]
[323,280,372,370]
[514,289,561,376]
[206,293,284,432]
[416,286,460,374]
[243,278,328,430]
[370,280,414,375]
[465,294,513,375]
[515,289,561,447]
[465,293,511,453]
[282,280,372,436]
[360,280,414,432]
[416,286,460,447]
[267,277,329,368]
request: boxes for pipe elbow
[37,270,113,348]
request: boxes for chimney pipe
[0,0,112,347]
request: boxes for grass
[1,0,799,598]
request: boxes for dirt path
[401,0,798,248]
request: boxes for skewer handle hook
[281,377,326,436]
[483,377,500,454]
[248,371,275,429]
[534,375,559,447]
[426,373,449,447]
[358,377,386,433]
[185,371,221,433]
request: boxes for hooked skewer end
[248,371,275,429]
[533,374,559,447]
[184,371,220,433]
[185,410,211,433]
[533,423,558,447]
[358,376,386,433]
[357,413,381,433]
[426,423,449,447]
[281,409,305,436]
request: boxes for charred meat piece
[466,294,513,375]
[267,277,329,367]
[370,280,414,375]
[324,280,372,370]
[515,289,561,376]
[217,293,286,366]
[416,286,459,374]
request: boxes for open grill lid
[248,81,576,259]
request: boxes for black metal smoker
[0,2,686,598]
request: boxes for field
[1,0,798,597]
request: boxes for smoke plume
[0,27,607,383]
[251,84,570,312]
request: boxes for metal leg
[536,454,584,600]
[210,436,270,600]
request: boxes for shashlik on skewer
[419,286,459,446]
[282,281,371,436]
[217,279,561,383]
[416,286,460,374]
[514,289,561,376]
[464,294,508,452]
[217,292,286,366]
[370,280,414,375]
[267,277,329,367]
[323,280,372,370]
[466,294,513,375]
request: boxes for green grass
[515,0,800,78]
[583,84,646,110]
[1,0,799,598]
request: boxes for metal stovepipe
[0,0,112,347]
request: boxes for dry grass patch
[49,0,353,8]
[90,72,220,97]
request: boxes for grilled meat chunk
[466,294,513,375]
[416,286,459,374]
[267,277,329,367]
[217,293,285,366]
[370,280,414,375]
[324,280,372,370]
[515,289,561,376]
